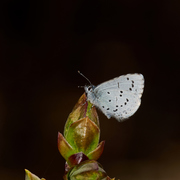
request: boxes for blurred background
[0,0,180,179]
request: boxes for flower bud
[64,93,99,137]
[67,160,111,180]
[58,94,104,165]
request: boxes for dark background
[0,0,180,179]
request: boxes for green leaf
[25,169,46,180]
[57,132,76,161]
[65,117,100,155]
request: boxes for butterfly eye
[88,87,92,91]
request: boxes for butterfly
[79,72,144,122]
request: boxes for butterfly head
[78,71,96,103]
[84,85,96,102]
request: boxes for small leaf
[57,132,76,161]
[87,141,105,160]
[67,152,89,167]
[65,117,100,155]
[25,169,46,180]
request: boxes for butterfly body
[84,74,144,122]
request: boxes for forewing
[93,74,144,121]
[94,74,144,98]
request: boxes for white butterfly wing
[93,89,141,121]
[92,74,144,121]
[94,74,144,98]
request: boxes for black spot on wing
[113,109,118,112]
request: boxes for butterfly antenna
[78,71,92,85]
